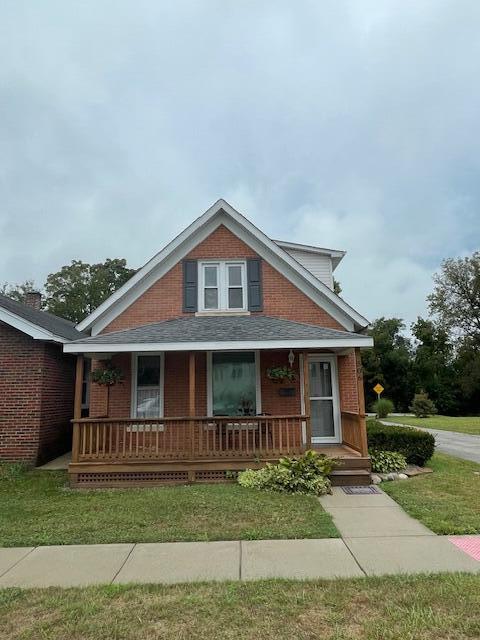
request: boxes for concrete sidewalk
[0,488,478,587]
[381,420,480,464]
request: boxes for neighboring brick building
[64,199,373,487]
[0,294,83,465]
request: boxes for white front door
[308,355,341,444]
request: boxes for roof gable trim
[77,199,369,334]
[0,307,67,343]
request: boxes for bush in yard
[369,449,407,473]
[410,391,438,418]
[373,397,394,418]
[367,419,435,466]
[237,450,336,496]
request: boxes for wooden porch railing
[71,415,308,463]
[341,411,368,456]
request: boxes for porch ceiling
[64,315,373,353]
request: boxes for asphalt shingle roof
[71,315,370,345]
[0,294,85,341]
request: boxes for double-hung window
[132,354,163,418]
[199,261,247,312]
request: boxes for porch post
[302,351,312,448]
[72,354,84,463]
[188,352,196,416]
[188,352,196,478]
[355,347,369,456]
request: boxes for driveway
[381,421,480,464]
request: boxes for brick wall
[0,322,75,464]
[103,225,343,333]
[38,343,76,463]
[337,350,359,413]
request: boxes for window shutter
[247,258,263,311]
[183,260,198,312]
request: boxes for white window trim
[206,350,262,417]
[302,354,342,444]
[198,260,247,312]
[130,352,165,419]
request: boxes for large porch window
[208,351,260,416]
[132,354,164,418]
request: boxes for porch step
[335,457,371,471]
[330,469,371,486]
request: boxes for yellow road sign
[373,383,384,395]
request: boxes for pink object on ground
[448,536,480,561]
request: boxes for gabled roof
[65,315,373,353]
[0,294,85,343]
[274,240,345,271]
[76,199,369,334]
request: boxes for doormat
[342,486,381,495]
[448,536,480,562]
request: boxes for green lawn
[383,414,480,435]
[0,466,338,547]
[382,452,480,534]
[1,575,479,640]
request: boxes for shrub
[367,419,435,466]
[410,392,437,418]
[369,449,407,473]
[373,397,394,418]
[237,450,336,496]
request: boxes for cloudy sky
[1,1,479,327]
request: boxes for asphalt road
[381,421,480,464]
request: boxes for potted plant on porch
[266,366,298,384]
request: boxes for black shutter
[183,260,198,312]
[247,258,263,311]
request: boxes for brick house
[64,200,373,487]
[0,293,83,465]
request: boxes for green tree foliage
[411,317,459,414]
[454,336,480,414]
[333,278,342,295]
[428,252,480,414]
[44,259,135,323]
[428,252,480,339]
[361,318,414,411]
[1,280,39,304]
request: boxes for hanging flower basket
[266,366,297,384]
[91,363,124,387]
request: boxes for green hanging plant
[91,363,124,387]
[266,366,297,383]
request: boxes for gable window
[199,261,247,312]
[132,354,164,418]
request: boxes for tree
[333,278,342,295]
[44,259,135,323]
[453,336,480,414]
[427,252,480,339]
[1,280,39,303]
[428,252,480,414]
[411,317,459,414]
[361,318,414,411]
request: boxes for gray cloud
[1,0,479,326]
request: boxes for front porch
[69,414,369,486]
[66,316,371,487]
